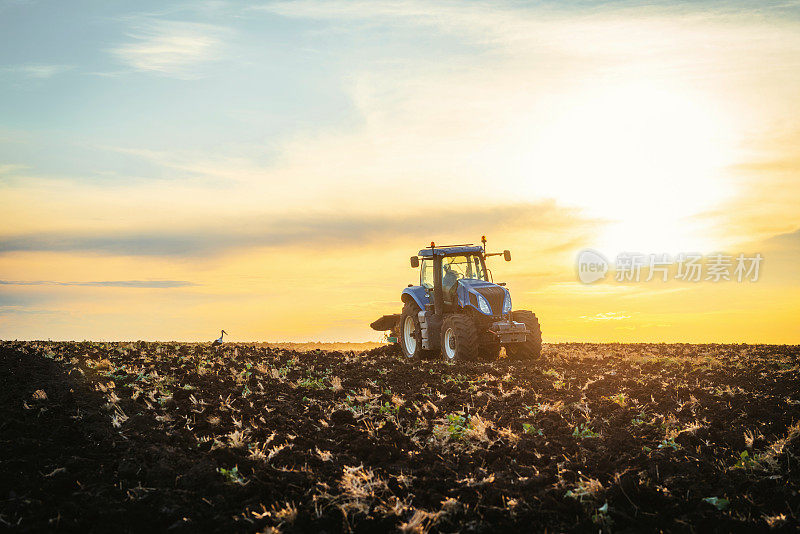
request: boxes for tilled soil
[1,341,799,533]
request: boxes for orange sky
[1,1,799,343]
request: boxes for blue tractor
[371,237,542,362]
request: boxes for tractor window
[420,259,434,289]
[441,255,485,303]
[442,255,486,282]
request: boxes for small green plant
[632,412,647,425]
[703,496,729,510]
[658,437,681,450]
[218,466,245,484]
[297,377,326,389]
[592,503,612,527]
[105,371,130,382]
[522,404,540,416]
[543,369,565,389]
[565,478,603,501]
[733,450,756,469]
[343,396,376,416]
[608,393,628,406]
[443,374,468,385]
[522,423,543,436]
[379,401,399,416]
[238,366,253,380]
[135,371,150,383]
[446,413,469,440]
[573,423,599,439]
[157,390,173,405]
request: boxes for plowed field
[1,341,798,532]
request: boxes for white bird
[212,329,227,348]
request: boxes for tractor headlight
[476,294,492,315]
[502,294,512,314]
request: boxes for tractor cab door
[441,255,479,305]
[442,266,459,304]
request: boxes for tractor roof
[418,245,483,257]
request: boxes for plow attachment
[370,314,401,341]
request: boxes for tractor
[370,237,542,362]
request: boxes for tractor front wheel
[440,314,479,362]
[505,310,542,361]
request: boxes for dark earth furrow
[1,341,798,532]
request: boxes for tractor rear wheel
[505,310,542,361]
[440,314,479,362]
[400,301,426,360]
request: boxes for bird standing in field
[212,330,227,349]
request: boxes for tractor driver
[442,262,460,303]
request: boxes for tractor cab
[418,246,487,305]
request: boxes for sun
[514,79,736,253]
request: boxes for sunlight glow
[517,80,735,252]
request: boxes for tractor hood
[457,279,510,317]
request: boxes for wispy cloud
[763,227,800,248]
[1,64,73,79]
[0,280,197,288]
[0,202,592,257]
[110,19,226,77]
[261,0,800,58]
[0,306,59,316]
[580,312,632,321]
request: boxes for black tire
[481,342,501,362]
[505,310,542,361]
[440,314,479,362]
[399,301,425,360]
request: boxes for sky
[0,0,799,343]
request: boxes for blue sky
[0,1,358,178]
